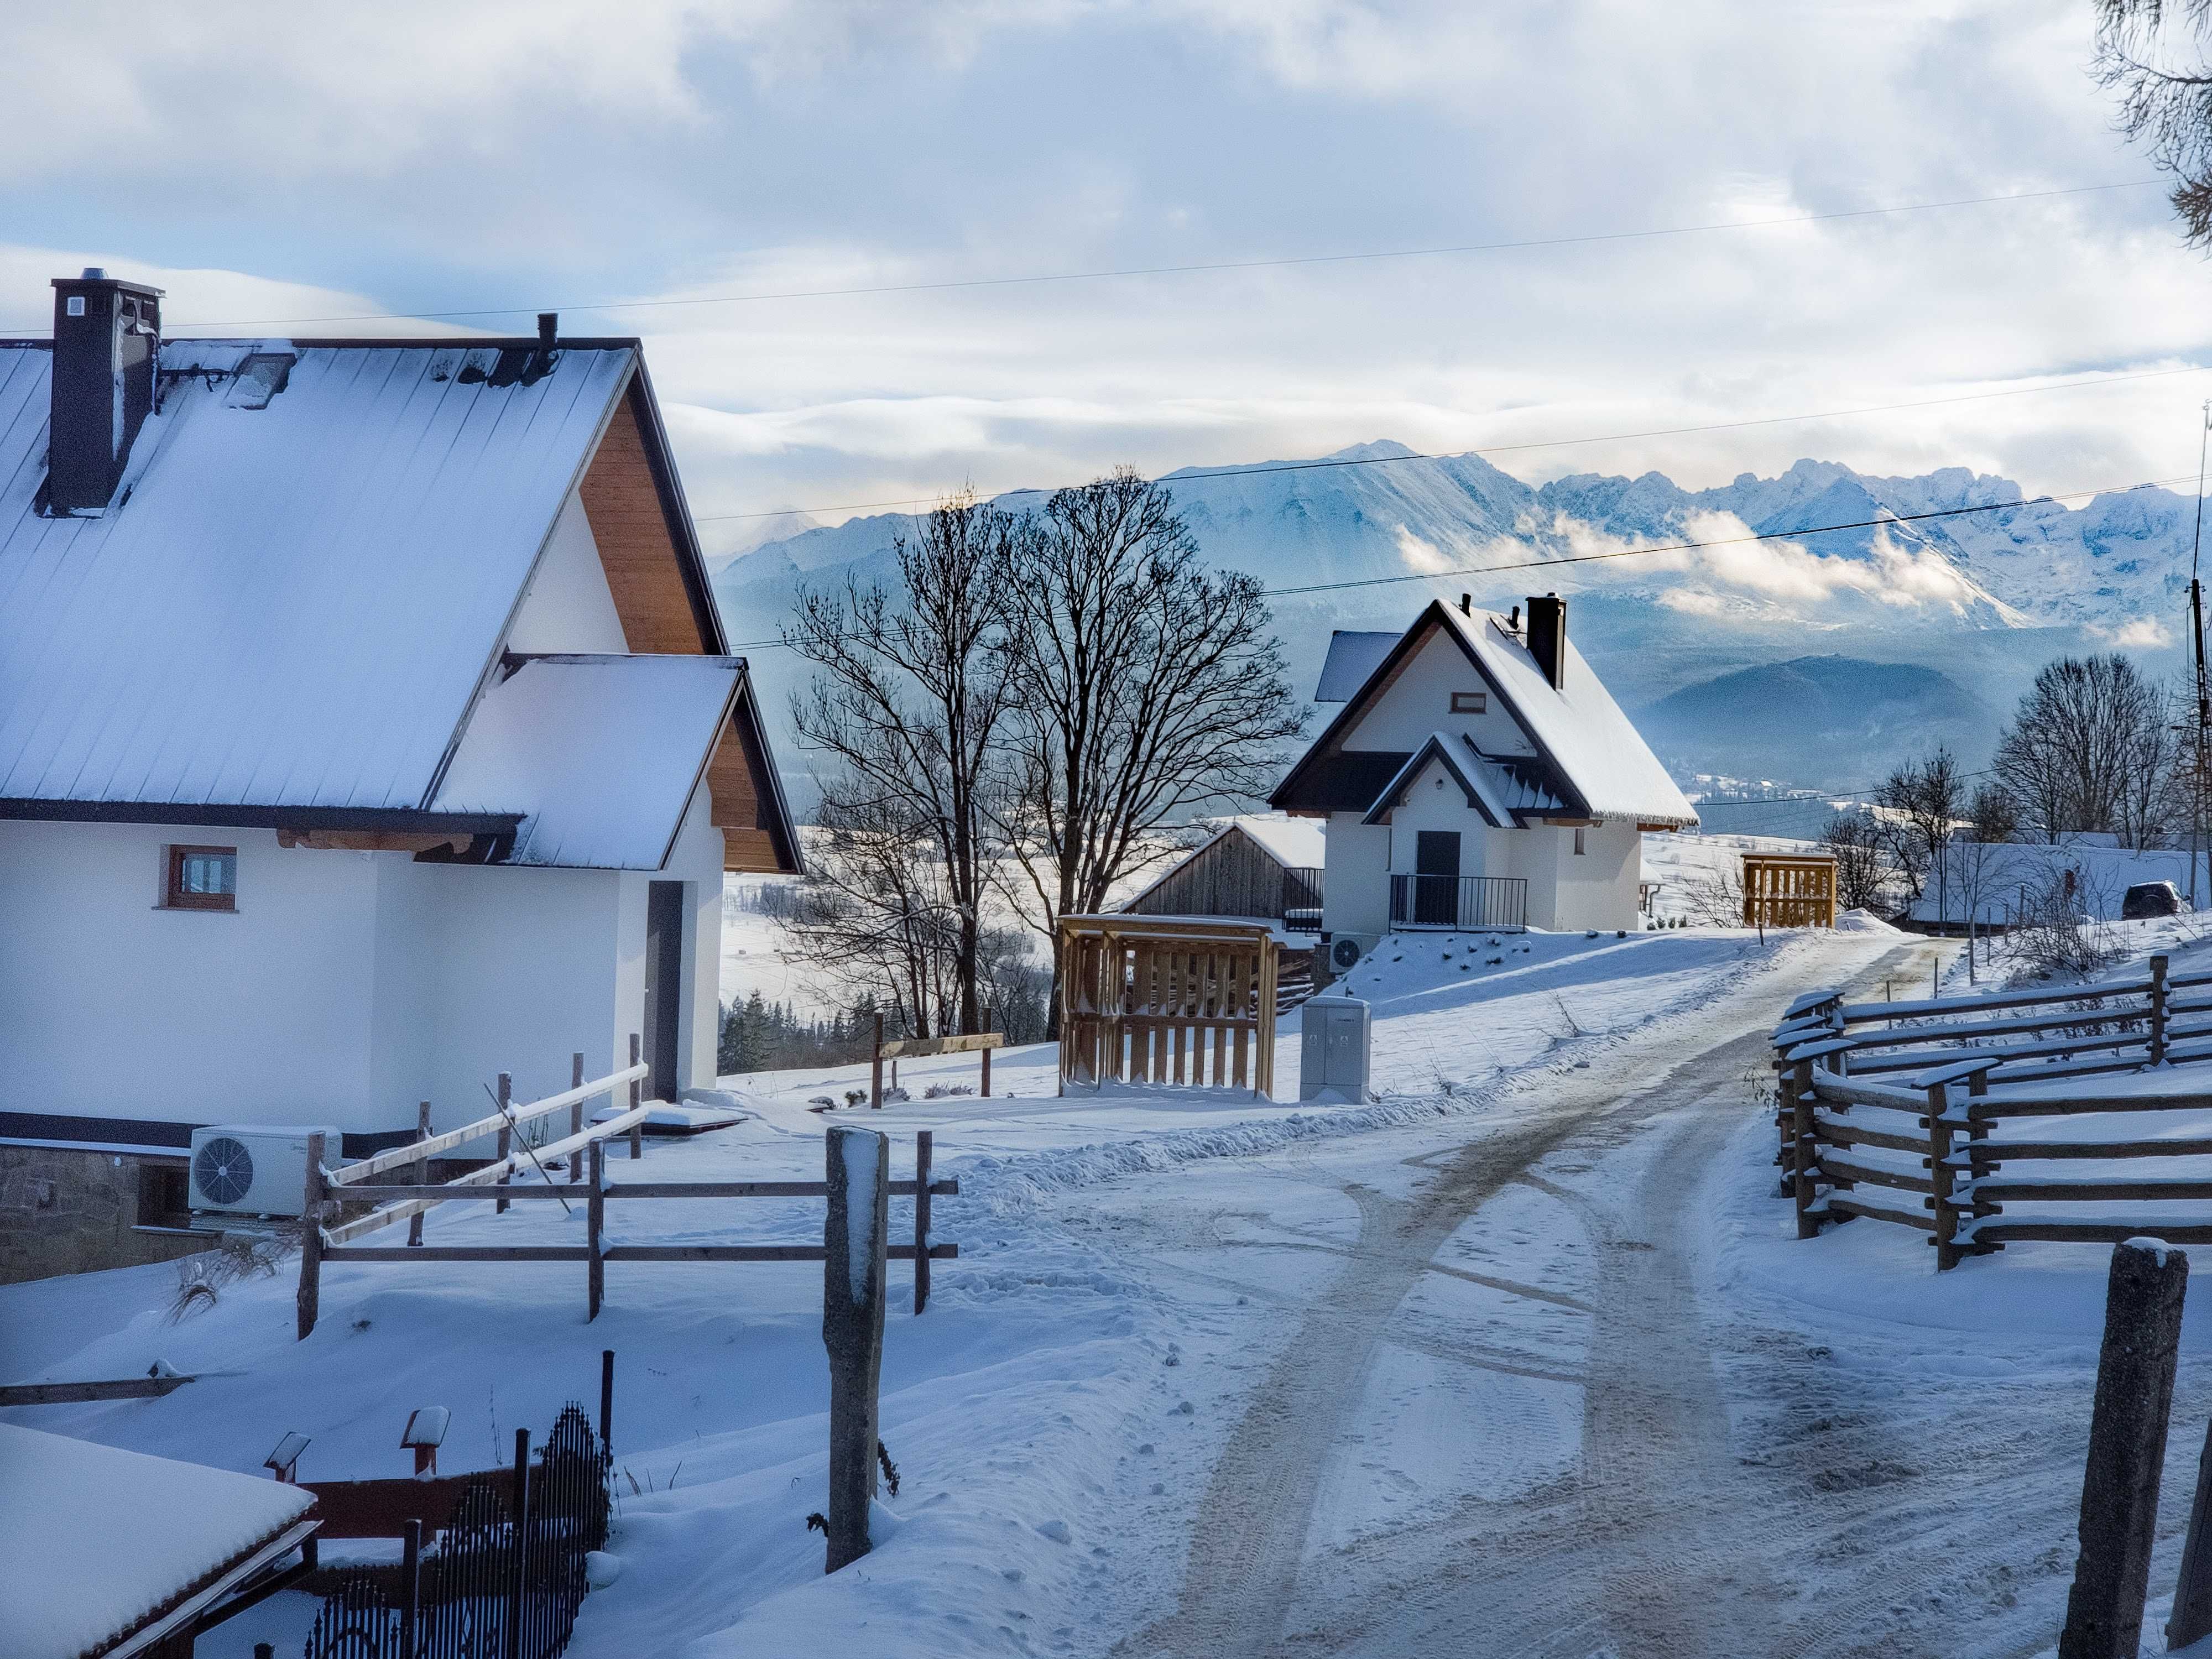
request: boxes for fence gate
[1742,853,1837,929]
[1056,914,1279,1097]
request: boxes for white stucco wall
[502,491,628,656]
[1,780,728,1146]
[1322,813,1390,938]
[1340,628,1537,758]
[1506,819,1641,931]
[0,822,385,1132]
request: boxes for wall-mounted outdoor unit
[189,1124,340,1220]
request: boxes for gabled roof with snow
[0,1421,315,1659]
[1272,599,1698,827]
[434,654,743,869]
[1224,813,1324,868]
[1361,733,1517,827]
[0,336,732,819]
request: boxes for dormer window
[1451,691,1486,714]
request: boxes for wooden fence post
[296,1131,325,1342]
[587,1138,606,1322]
[871,1013,885,1109]
[2169,1417,2212,1650]
[628,1033,643,1160]
[980,1008,993,1098]
[1777,1062,1799,1199]
[570,1051,586,1141]
[915,1130,933,1316]
[599,1348,615,1457]
[507,1427,531,1659]
[494,1072,513,1215]
[2058,1239,2189,1659]
[1792,1059,1819,1239]
[2151,955,2170,1066]
[823,1124,889,1573]
[1926,1082,1958,1271]
[406,1102,431,1248]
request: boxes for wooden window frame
[165,844,238,912]
[1450,691,1486,714]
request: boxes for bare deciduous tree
[1819,812,1893,912]
[2096,0,2212,248]
[993,472,1305,1005]
[784,493,1022,1035]
[1874,746,1964,902]
[1990,654,2178,848]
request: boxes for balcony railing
[1389,873,1528,932]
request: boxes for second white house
[1270,593,1697,952]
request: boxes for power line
[5,179,2159,335]
[717,470,2199,649]
[694,361,2212,524]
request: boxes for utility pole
[2191,402,2211,909]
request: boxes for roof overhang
[0,799,520,834]
[1360,733,1516,827]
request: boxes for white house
[0,271,800,1280]
[1270,594,1697,947]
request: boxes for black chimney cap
[537,312,558,347]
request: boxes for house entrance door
[1414,831,1461,926]
[644,881,685,1101]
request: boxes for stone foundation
[0,1145,218,1286]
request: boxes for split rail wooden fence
[298,1041,957,1334]
[1769,953,2212,1269]
[1056,914,1279,1097]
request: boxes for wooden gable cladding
[706,711,792,873]
[577,385,718,655]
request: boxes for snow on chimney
[1526,592,1566,690]
[48,268,164,516]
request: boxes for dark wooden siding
[1125,829,1321,921]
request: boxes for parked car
[2121,881,2186,920]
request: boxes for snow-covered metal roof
[1362,732,1520,827]
[0,339,634,813]
[0,1421,316,1659]
[1435,604,1698,826]
[1313,630,1400,702]
[1225,813,1324,868]
[433,654,744,869]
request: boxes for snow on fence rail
[1768,954,2212,1269]
[296,1042,958,1335]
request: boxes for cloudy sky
[3,1,2208,558]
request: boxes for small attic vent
[223,353,296,410]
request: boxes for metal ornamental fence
[304,1404,610,1659]
[1387,873,1528,932]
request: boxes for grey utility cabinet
[1300,994,1373,1104]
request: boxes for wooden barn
[1123,816,1324,929]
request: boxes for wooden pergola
[1742,853,1838,929]
[1057,914,1279,1097]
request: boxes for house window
[1573,826,1586,855]
[1451,691,1486,714]
[165,845,237,911]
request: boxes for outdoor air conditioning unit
[189,1124,341,1220]
[1328,933,1376,974]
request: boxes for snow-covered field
[31,912,2212,1655]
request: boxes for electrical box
[1300,994,1372,1104]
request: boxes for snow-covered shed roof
[1225,813,1324,868]
[0,1421,316,1659]
[1313,631,1399,702]
[1271,598,1698,828]
[434,654,744,869]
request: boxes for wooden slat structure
[1743,853,1837,929]
[1057,914,1279,1097]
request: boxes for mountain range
[714,443,2196,816]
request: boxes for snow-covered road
[1057,933,2134,1658]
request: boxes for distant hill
[1637,656,2001,785]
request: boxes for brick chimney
[48,268,164,516]
[1525,592,1567,690]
